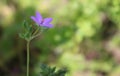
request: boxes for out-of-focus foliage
[0,0,120,76]
[39,64,67,76]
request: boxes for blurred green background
[0,0,120,76]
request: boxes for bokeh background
[0,0,120,76]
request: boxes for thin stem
[27,41,30,76]
[31,33,41,40]
[33,27,40,35]
[26,28,42,76]
[31,31,42,40]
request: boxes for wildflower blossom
[31,11,53,28]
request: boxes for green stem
[27,41,30,76]
[31,31,42,40]
[33,27,40,35]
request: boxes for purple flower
[31,11,53,28]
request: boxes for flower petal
[31,16,39,24]
[43,18,53,24]
[36,11,42,23]
[44,23,53,28]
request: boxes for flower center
[41,19,44,24]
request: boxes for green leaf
[19,33,25,39]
